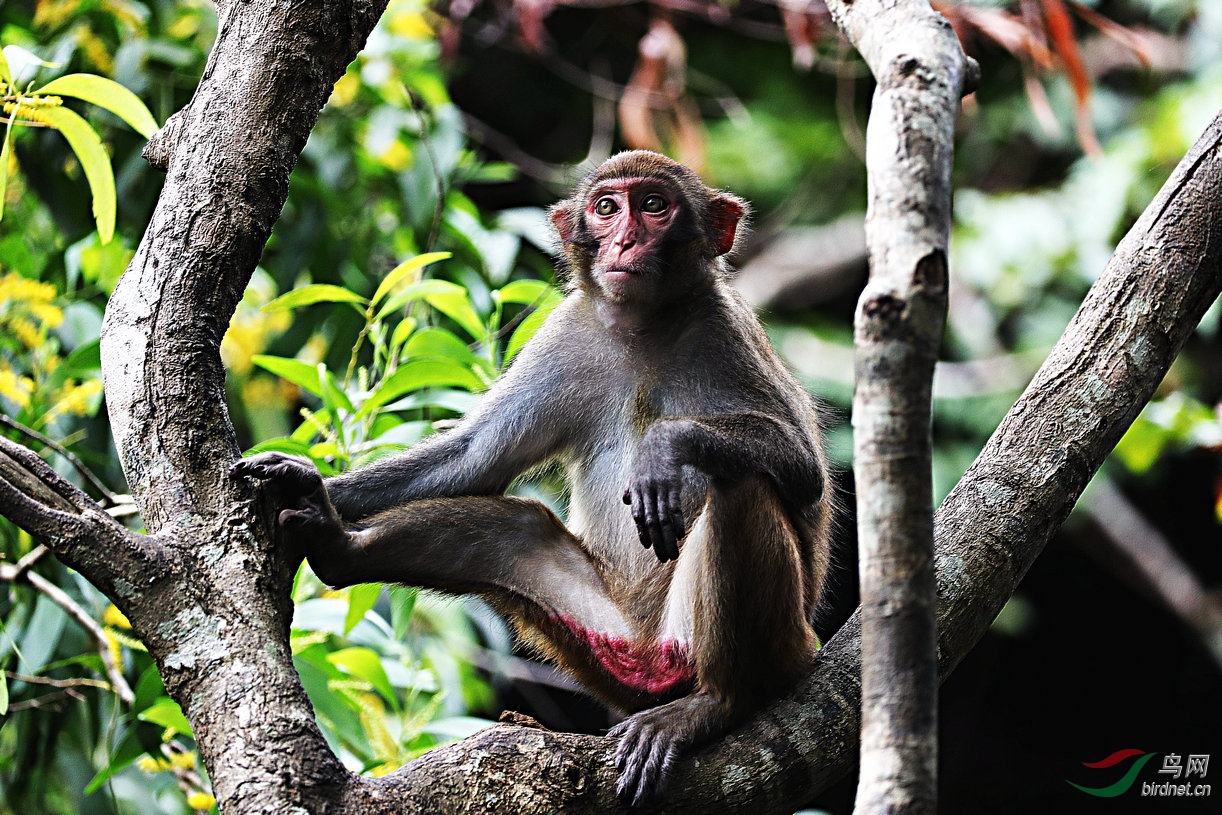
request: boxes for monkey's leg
[611,474,818,805]
[306,495,635,642]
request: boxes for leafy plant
[248,253,561,472]
[0,44,157,243]
[241,251,560,772]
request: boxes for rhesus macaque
[231,150,832,804]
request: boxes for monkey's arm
[625,412,824,560]
[325,369,574,521]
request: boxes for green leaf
[2,45,60,73]
[496,279,559,305]
[404,327,477,365]
[34,73,159,138]
[327,646,396,706]
[376,279,465,321]
[375,279,488,340]
[263,284,368,313]
[389,317,417,356]
[37,105,116,244]
[504,297,559,365]
[380,388,481,416]
[294,654,370,753]
[132,663,166,713]
[62,339,102,376]
[138,696,193,736]
[84,726,146,793]
[362,359,484,414]
[426,287,486,341]
[252,355,327,398]
[0,47,11,85]
[389,586,418,641]
[344,583,381,636]
[20,595,68,674]
[244,437,313,458]
[0,115,13,224]
[372,251,452,306]
[1114,413,1170,474]
[318,363,355,415]
[0,670,8,716]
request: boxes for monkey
[230,150,832,805]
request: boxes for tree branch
[0,414,123,506]
[819,1,974,811]
[0,435,170,603]
[1081,477,1222,671]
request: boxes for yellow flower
[186,791,217,811]
[46,378,104,421]
[103,604,132,630]
[330,70,361,107]
[386,0,434,41]
[0,366,34,408]
[9,317,41,349]
[170,750,198,770]
[136,755,169,773]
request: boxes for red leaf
[1040,0,1100,155]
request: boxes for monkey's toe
[611,714,680,806]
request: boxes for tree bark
[96,0,392,811]
[0,0,1219,812]
[822,1,974,811]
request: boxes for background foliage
[0,1,1219,813]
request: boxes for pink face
[584,177,681,293]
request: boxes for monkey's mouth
[603,267,649,286]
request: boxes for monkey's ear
[550,200,576,245]
[710,194,746,257]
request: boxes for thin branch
[1081,477,1222,671]
[0,413,123,506]
[461,113,569,185]
[5,671,111,691]
[822,2,974,810]
[6,689,85,711]
[0,435,170,600]
[0,560,134,705]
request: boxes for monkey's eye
[641,194,668,214]
[594,197,619,217]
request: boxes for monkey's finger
[632,730,673,806]
[643,485,667,556]
[279,508,311,527]
[666,487,686,542]
[656,505,680,562]
[628,488,653,550]
[614,723,654,805]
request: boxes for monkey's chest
[564,433,639,553]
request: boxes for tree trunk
[823,1,974,810]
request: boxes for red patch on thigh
[551,614,695,696]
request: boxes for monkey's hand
[229,452,343,536]
[623,439,686,563]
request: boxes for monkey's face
[549,151,748,311]
[581,177,684,302]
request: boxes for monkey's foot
[609,693,727,807]
[229,451,346,549]
[229,451,324,498]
